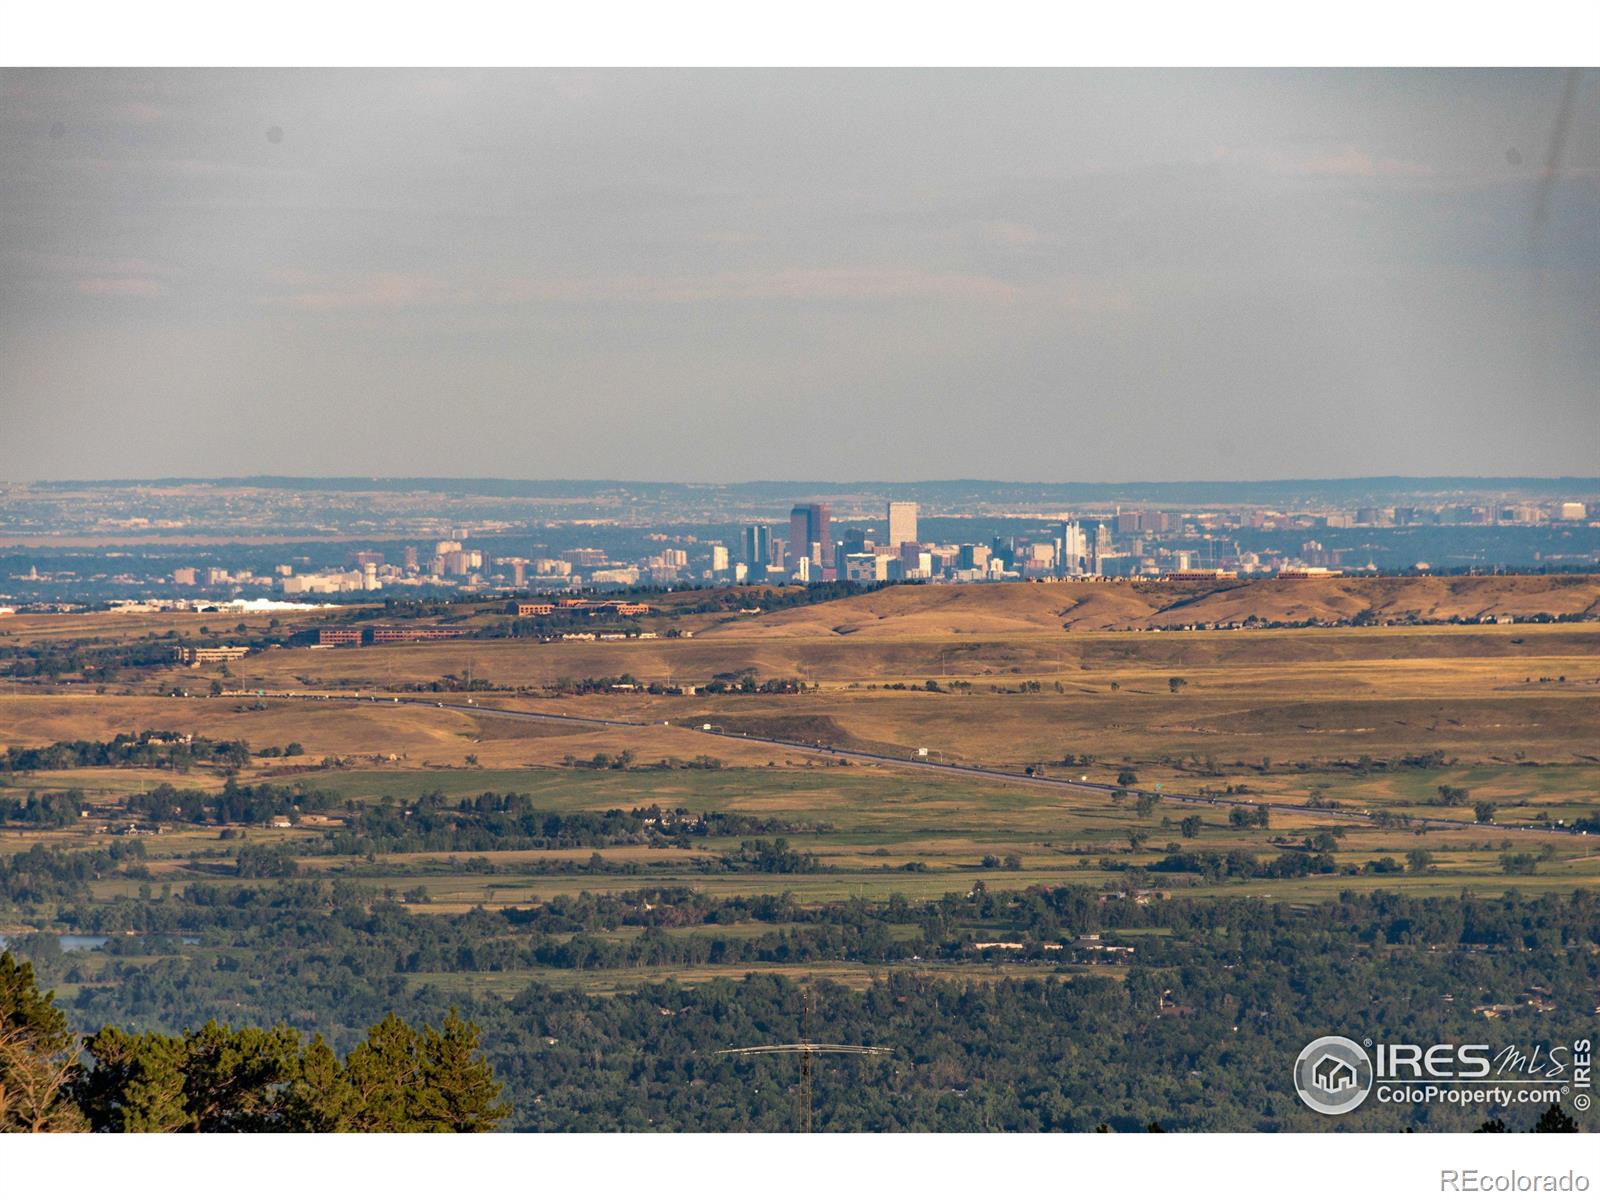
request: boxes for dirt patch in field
[468,716,575,741]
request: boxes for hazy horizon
[4,69,1597,482]
[15,467,1600,489]
[12,473,1600,485]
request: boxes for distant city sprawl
[0,478,1596,611]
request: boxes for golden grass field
[188,622,1600,697]
[692,575,1600,637]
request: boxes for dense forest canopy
[4,886,1592,1132]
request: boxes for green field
[3,594,1597,995]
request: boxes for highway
[247,690,1585,839]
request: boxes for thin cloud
[1293,146,1435,179]
[261,266,1028,310]
[77,276,168,298]
[1211,143,1435,180]
[977,221,1047,247]
[611,267,1023,303]
[264,271,474,312]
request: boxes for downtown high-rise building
[834,527,870,579]
[788,503,832,577]
[740,523,774,570]
[1088,523,1110,575]
[886,500,918,550]
[1058,520,1088,576]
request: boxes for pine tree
[180,1021,301,1131]
[342,1012,428,1131]
[0,951,85,1132]
[76,1028,190,1132]
[284,1035,360,1132]
[418,1010,509,1132]
[1532,1103,1579,1133]
[3,968,511,1134]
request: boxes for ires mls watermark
[1293,1036,1593,1117]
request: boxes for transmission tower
[716,989,890,1132]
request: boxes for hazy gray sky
[2,69,1595,482]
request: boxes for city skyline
[2,475,1594,608]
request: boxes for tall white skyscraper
[1059,520,1087,576]
[887,500,918,549]
[1088,523,1110,575]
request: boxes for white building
[887,501,918,549]
[1059,520,1087,576]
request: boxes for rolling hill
[701,575,1600,638]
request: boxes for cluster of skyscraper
[734,503,1111,585]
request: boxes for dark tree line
[0,789,85,828]
[0,731,252,773]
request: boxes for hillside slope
[701,575,1600,638]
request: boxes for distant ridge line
[24,475,1600,504]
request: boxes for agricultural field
[3,579,1598,1130]
[5,582,1598,919]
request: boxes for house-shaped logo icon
[1312,1054,1357,1094]
[1294,1036,1374,1115]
